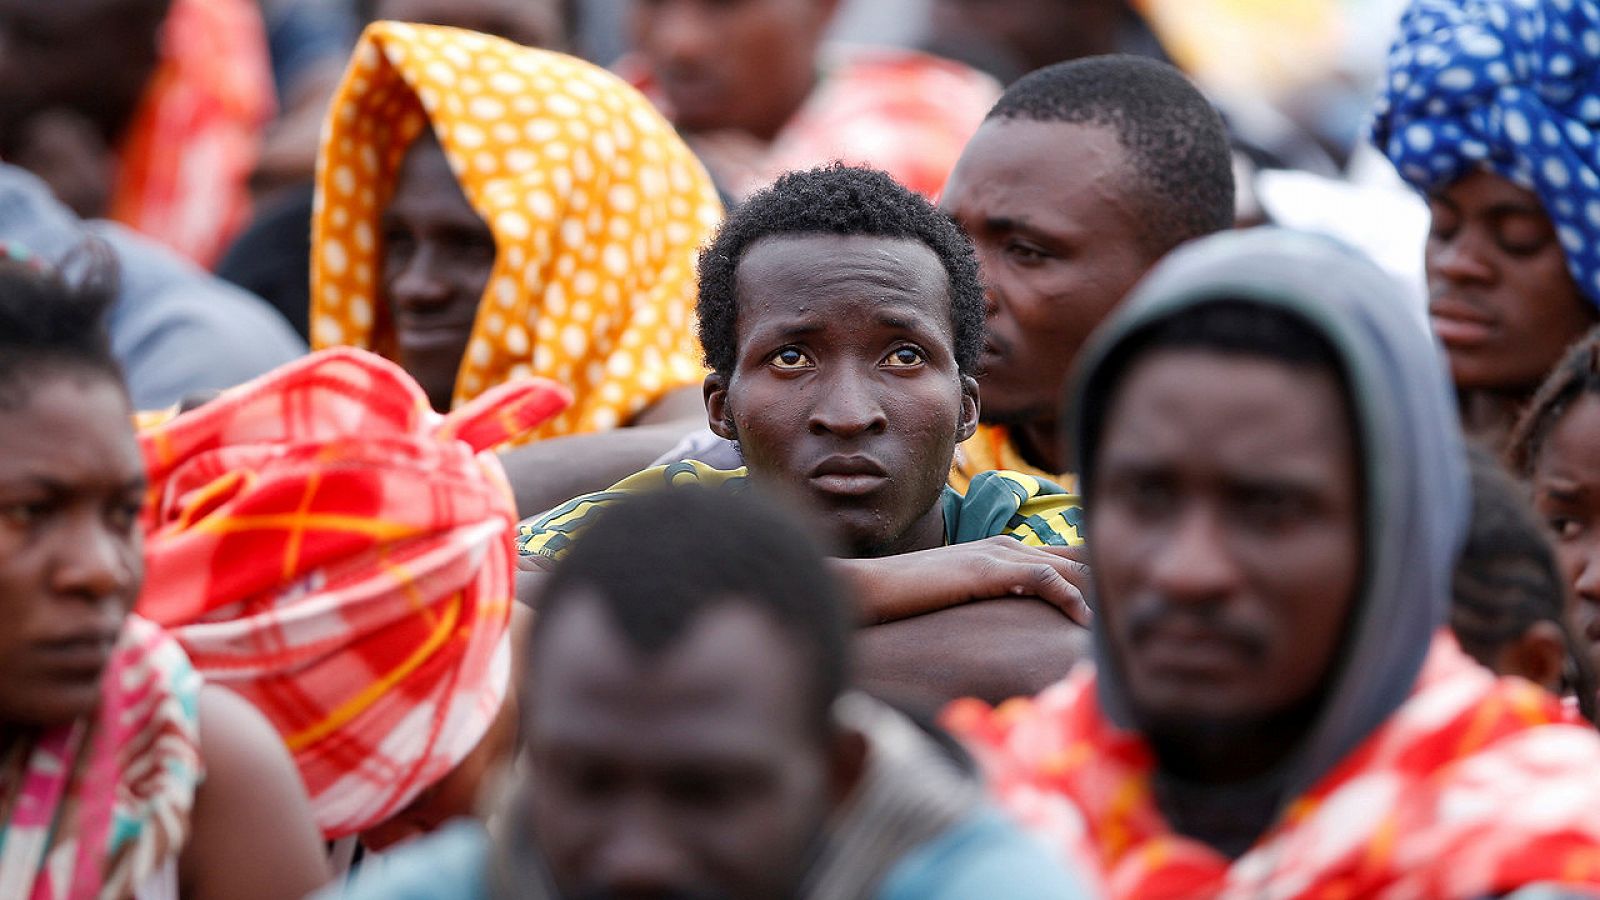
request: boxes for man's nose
[649,1,716,67]
[1147,505,1241,606]
[388,245,451,311]
[49,512,138,604]
[808,371,889,438]
[1431,230,1495,285]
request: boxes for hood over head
[1069,227,1469,800]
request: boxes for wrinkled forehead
[732,234,953,331]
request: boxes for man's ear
[956,374,980,443]
[705,372,737,441]
[1495,620,1569,693]
[826,726,869,811]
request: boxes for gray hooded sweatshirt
[1068,227,1470,851]
[0,163,305,409]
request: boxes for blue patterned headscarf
[1371,0,1600,304]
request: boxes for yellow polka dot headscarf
[311,22,723,440]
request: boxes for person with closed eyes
[1372,0,1600,452]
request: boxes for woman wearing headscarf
[309,23,723,513]
[135,348,569,846]
[0,249,328,900]
[1371,0,1600,451]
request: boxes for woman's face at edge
[0,370,145,728]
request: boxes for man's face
[1426,170,1596,394]
[1090,350,1361,727]
[0,373,145,728]
[941,119,1156,429]
[527,598,840,900]
[0,0,170,148]
[372,0,568,49]
[379,130,496,412]
[627,0,835,138]
[706,234,978,558]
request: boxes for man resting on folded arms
[519,164,1091,709]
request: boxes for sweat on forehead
[697,164,984,378]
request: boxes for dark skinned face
[705,234,979,558]
[379,130,497,412]
[0,373,145,729]
[1530,393,1600,681]
[1090,351,1361,737]
[1426,170,1596,394]
[941,119,1156,437]
[527,598,846,900]
[0,0,170,150]
[627,0,835,140]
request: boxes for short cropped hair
[696,164,985,380]
[988,55,1235,254]
[533,487,853,737]
[0,243,121,410]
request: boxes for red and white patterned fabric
[624,45,999,201]
[134,348,568,839]
[0,616,202,900]
[945,631,1600,899]
[111,0,274,267]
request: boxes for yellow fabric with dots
[310,22,723,441]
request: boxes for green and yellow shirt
[518,460,1084,563]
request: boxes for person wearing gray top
[0,162,305,410]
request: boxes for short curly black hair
[988,55,1234,255]
[697,164,984,379]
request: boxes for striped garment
[518,460,1083,563]
[950,424,1076,496]
[0,616,202,900]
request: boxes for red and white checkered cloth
[135,348,568,838]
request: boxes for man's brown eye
[771,348,810,368]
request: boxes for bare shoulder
[181,685,331,900]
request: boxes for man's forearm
[852,599,1091,713]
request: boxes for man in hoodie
[947,229,1600,896]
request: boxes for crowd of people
[7,0,1600,897]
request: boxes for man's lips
[1128,609,1264,680]
[1136,626,1254,679]
[1429,296,1498,348]
[394,317,474,351]
[810,456,889,497]
[657,71,724,114]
